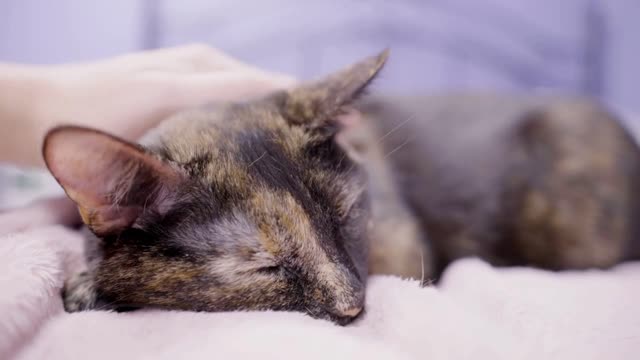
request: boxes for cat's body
[44,52,640,325]
[351,94,640,279]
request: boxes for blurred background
[0,0,639,207]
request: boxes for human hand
[36,44,296,142]
[0,44,295,166]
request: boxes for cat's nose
[330,287,365,319]
[328,304,364,325]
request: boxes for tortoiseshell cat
[43,51,640,325]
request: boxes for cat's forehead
[147,102,312,164]
[150,101,361,195]
[147,101,365,251]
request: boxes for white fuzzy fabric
[1,206,639,360]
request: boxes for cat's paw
[63,271,98,312]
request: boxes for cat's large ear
[280,50,388,130]
[42,126,183,236]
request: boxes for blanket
[1,199,639,360]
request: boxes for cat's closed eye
[257,265,283,275]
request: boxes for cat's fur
[43,51,640,325]
[351,94,640,279]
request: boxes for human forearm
[0,63,54,167]
[0,45,295,169]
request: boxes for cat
[43,50,640,326]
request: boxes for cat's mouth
[329,310,365,326]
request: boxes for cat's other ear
[42,126,183,236]
[280,49,388,129]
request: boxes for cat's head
[43,50,388,325]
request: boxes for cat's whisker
[419,246,425,287]
[269,155,284,173]
[377,115,413,143]
[142,191,154,213]
[247,151,267,168]
[93,297,121,311]
[338,153,346,169]
[304,305,316,316]
[383,137,412,159]
[173,209,196,231]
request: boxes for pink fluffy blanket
[1,199,639,360]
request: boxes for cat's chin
[304,306,364,326]
[329,312,363,326]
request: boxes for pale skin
[0,44,295,167]
[0,44,295,229]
